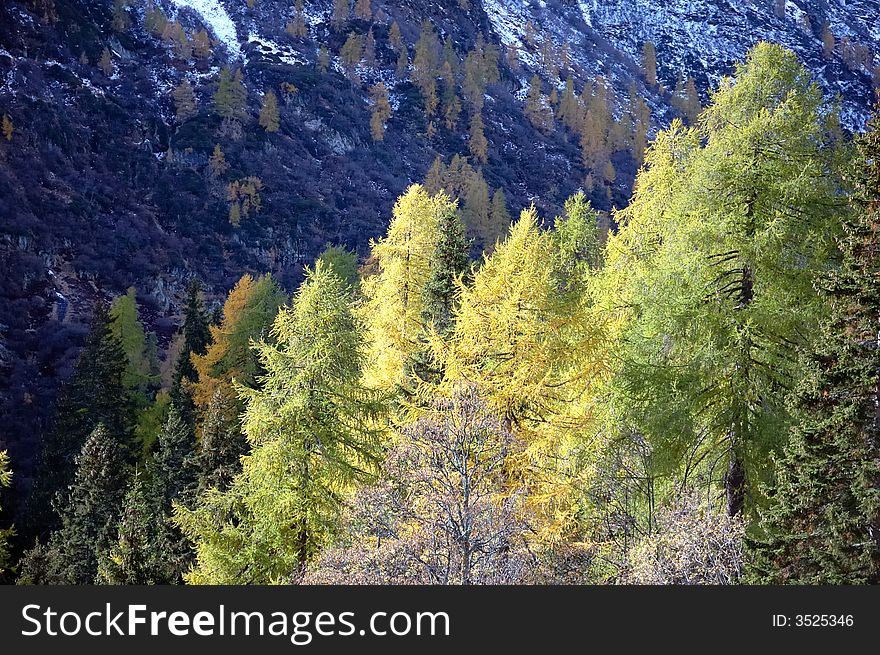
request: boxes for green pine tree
[421,203,472,335]
[21,426,126,584]
[97,470,176,584]
[173,279,212,389]
[151,398,200,581]
[196,388,247,493]
[153,401,198,508]
[28,303,134,537]
[746,106,880,584]
[404,203,473,390]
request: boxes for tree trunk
[296,517,309,579]
[726,262,753,517]
[725,448,746,517]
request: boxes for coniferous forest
[2,1,880,587]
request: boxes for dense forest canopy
[1,0,880,586]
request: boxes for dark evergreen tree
[150,398,200,582]
[746,107,880,584]
[170,281,212,432]
[97,470,176,584]
[196,388,247,493]
[20,425,126,584]
[27,302,134,537]
[173,279,212,388]
[15,541,61,585]
[160,279,212,466]
[421,206,471,334]
[145,330,161,382]
[406,206,472,389]
[153,401,199,508]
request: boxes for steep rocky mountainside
[489,0,879,130]
[0,0,878,504]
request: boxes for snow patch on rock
[247,34,308,66]
[169,0,241,60]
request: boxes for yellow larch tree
[435,206,608,546]
[360,185,454,392]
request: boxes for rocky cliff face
[0,0,877,500]
[485,0,878,130]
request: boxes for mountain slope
[484,0,878,130]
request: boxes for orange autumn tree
[191,273,287,420]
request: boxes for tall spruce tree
[406,203,472,388]
[153,402,199,508]
[21,426,126,584]
[196,389,247,493]
[151,398,200,582]
[28,303,134,537]
[746,107,880,584]
[421,205,471,335]
[173,279,212,389]
[97,471,176,584]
